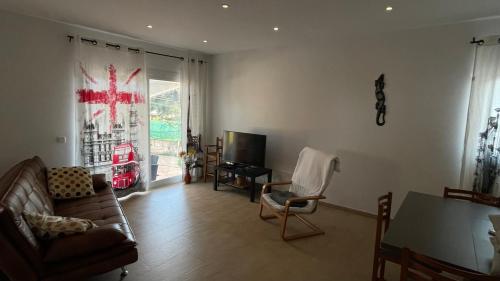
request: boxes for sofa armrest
[43,223,133,263]
[91,174,108,191]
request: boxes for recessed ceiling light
[203,40,208,43]
[222,3,230,9]
[273,26,279,31]
[385,6,393,12]
[146,25,153,29]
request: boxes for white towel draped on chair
[261,147,338,213]
[290,146,339,197]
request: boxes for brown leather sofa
[0,157,138,281]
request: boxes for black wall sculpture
[374,74,386,126]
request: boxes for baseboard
[319,201,376,218]
[148,175,182,189]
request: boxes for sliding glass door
[149,79,182,184]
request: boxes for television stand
[214,164,272,202]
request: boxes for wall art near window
[374,74,386,126]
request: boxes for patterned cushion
[47,167,95,199]
[23,211,97,240]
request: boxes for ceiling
[1,0,500,54]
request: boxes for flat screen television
[222,131,266,167]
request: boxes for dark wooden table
[381,191,500,274]
[214,164,272,202]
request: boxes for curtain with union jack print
[74,39,148,196]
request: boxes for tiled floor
[154,155,181,181]
[89,182,400,281]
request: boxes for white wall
[0,10,207,175]
[209,18,500,214]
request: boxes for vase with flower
[178,150,197,184]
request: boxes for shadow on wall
[251,126,310,180]
[325,149,404,215]
[241,127,407,216]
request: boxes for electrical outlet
[56,136,67,143]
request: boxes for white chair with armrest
[259,147,338,241]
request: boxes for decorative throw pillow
[47,167,95,199]
[23,211,97,240]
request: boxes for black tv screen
[222,131,266,167]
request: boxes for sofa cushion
[91,174,108,191]
[41,245,138,280]
[23,211,97,240]
[43,224,129,262]
[47,167,95,199]
[54,185,136,243]
[0,156,54,255]
[0,157,54,215]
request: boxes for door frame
[146,71,183,188]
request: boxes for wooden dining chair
[443,187,500,207]
[399,247,497,281]
[372,192,393,281]
[203,137,223,182]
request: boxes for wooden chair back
[203,137,224,182]
[400,248,497,281]
[376,192,392,241]
[216,137,223,163]
[205,137,223,163]
[372,192,392,281]
[187,133,201,153]
[443,187,500,207]
[216,137,223,149]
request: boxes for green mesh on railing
[150,120,181,141]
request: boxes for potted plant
[150,154,159,181]
[179,150,197,184]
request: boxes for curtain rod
[67,35,208,64]
[470,37,485,46]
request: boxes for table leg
[267,171,272,183]
[213,169,218,191]
[250,177,256,202]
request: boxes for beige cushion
[23,211,97,240]
[490,236,500,276]
[47,167,95,199]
